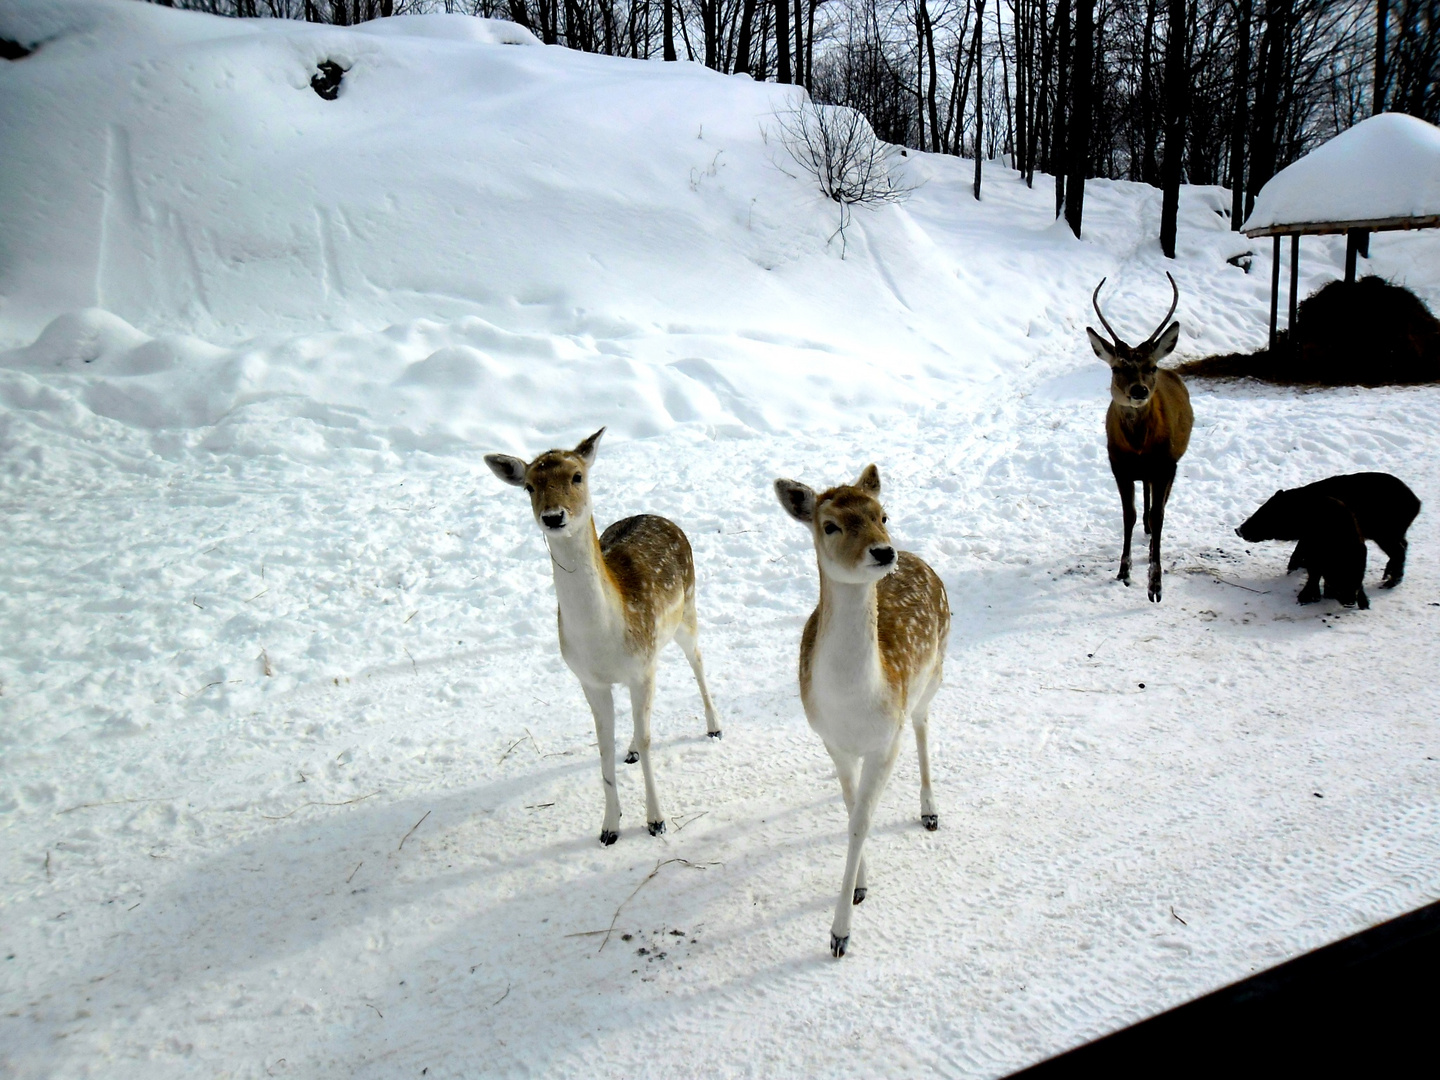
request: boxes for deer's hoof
[830,932,849,958]
[707,729,723,740]
[647,820,666,837]
[921,814,938,832]
[599,829,618,846]
[852,887,866,905]
[1148,587,1162,603]
[623,750,639,764]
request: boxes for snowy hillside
[2,2,1439,1078]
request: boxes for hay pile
[1178,276,1440,385]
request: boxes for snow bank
[1242,113,1440,233]
[0,0,1029,448]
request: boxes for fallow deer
[485,428,721,845]
[774,465,950,958]
[1087,273,1194,603]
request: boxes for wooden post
[1345,230,1359,283]
[1269,234,1281,353]
[1287,234,1300,341]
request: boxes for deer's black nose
[1129,384,1147,400]
[542,511,566,530]
[871,546,895,566]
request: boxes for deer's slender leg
[825,743,868,903]
[1147,466,1176,603]
[675,616,721,738]
[582,682,622,845]
[830,736,902,958]
[628,673,666,834]
[1142,479,1153,536]
[913,723,937,832]
[1115,475,1137,585]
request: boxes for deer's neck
[811,573,885,689]
[546,519,624,639]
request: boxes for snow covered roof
[1242,113,1440,237]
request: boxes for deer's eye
[572,473,583,485]
[823,522,840,535]
[523,483,534,494]
[882,515,888,524]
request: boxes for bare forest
[151,0,1436,239]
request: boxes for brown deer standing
[1086,273,1193,603]
[774,465,950,957]
[485,428,721,845]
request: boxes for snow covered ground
[2,3,1439,1077]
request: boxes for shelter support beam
[1344,228,1370,282]
[1287,235,1300,343]
[1269,235,1281,353]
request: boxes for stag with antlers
[1086,273,1194,603]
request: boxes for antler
[1091,278,1125,346]
[1142,272,1180,347]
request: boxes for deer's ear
[1151,321,1181,361]
[774,479,817,524]
[1086,328,1119,365]
[485,454,529,487]
[856,464,881,494]
[573,427,605,466]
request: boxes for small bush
[770,101,913,256]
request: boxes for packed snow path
[3,3,1439,1077]
[5,374,1438,1078]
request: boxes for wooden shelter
[1241,113,1440,352]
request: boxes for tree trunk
[973,0,987,198]
[734,0,759,74]
[923,0,942,152]
[916,3,927,150]
[1141,0,1159,184]
[947,5,975,155]
[664,0,676,60]
[996,0,1015,165]
[704,1,717,68]
[1228,0,1250,229]
[1159,0,1188,258]
[774,0,792,83]
[1032,0,1051,183]
[1064,0,1092,236]
[1247,0,1289,216]
[1373,0,1388,114]
[1014,0,1029,178]
[1053,0,1070,216]
[806,0,817,92]
[792,0,805,86]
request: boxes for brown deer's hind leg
[1142,480,1153,536]
[1146,466,1177,603]
[1115,475,1137,585]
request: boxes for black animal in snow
[1235,472,1421,606]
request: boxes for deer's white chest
[804,614,903,756]
[557,606,643,685]
[548,540,646,686]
